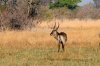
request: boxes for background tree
[49,0,81,10]
[94,0,100,8]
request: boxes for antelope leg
[58,44,60,52]
[62,43,65,52]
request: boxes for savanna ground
[0,19,100,66]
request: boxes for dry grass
[0,19,100,48]
[0,19,100,66]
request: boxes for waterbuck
[50,23,67,52]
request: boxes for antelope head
[50,22,59,38]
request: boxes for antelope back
[58,32,67,44]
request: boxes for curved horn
[53,22,56,29]
[56,22,59,30]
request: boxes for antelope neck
[54,31,59,40]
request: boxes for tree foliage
[49,0,81,10]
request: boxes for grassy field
[0,19,100,66]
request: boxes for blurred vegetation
[0,0,100,30]
[49,0,81,10]
[0,5,6,14]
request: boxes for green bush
[49,0,81,10]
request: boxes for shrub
[10,18,22,30]
[49,0,81,10]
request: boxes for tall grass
[0,19,100,66]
